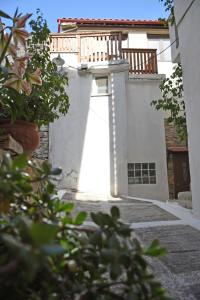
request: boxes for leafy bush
[0,9,69,126]
[151,63,186,142]
[0,153,173,300]
[159,0,174,24]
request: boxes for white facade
[170,0,200,217]
[50,26,173,200]
[127,74,169,200]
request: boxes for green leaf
[108,234,120,249]
[74,211,87,225]
[61,215,73,225]
[0,10,12,19]
[42,161,51,174]
[13,154,28,169]
[91,212,102,226]
[30,223,58,245]
[150,239,159,248]
[111,206,120,219]
[110,263,121,279]
[101,249,116,263]
[60,202,74,213]
[145,239,166,257]
[90,230,102,247]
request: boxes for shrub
[0,153,173,300]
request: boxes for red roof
[57,18,164,32]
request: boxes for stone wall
[33,126,49,160]
[164,120,186,148]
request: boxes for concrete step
[58,189,121,201]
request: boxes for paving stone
[162,251,200,274]
[135,225,200,274]
[119,203,178,222]
[70,200,178,223]
[136,225,200,251]
[190,284,200,299]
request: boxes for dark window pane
[142,163,148,169]
[142,170,148,177]
[135,170,141,177]
[143,177,149,184]
[96,77,108,94]
[149,170,156,176]
[135,178,142,184]
[149,163,156,169]
[128,163,134,170]
[150,177,156,184]
[128,178,134,184]
[135,163,141,170]
[128,171,134,177]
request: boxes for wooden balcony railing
[79,32,122,62]
[51,34,77,53]
[50,32,122,62]
[50,34,158,74]
[122,48,158,74]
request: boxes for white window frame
[91,75,110,96]
[128,162,157,185]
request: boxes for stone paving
[62,192,200,299]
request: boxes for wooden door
[173,152,190,198]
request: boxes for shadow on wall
[49,67,125,196]
[49,68,92,192]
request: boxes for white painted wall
[49,61,169,200]
[49,69,92,190]
[49,62,129,197]
[126,74,169,201]
[49,28,174,200]
[109,69,129,196]
[128,32,148,48]
[157,61,174,78]
[78,93,111,194]
[173,0,200,217]
[50,68,111,195]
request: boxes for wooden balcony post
[118,32,122,59]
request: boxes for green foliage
[0,153,173,300]
[159,0,175,24]
[151,63,187,142]
[0,10,69,127]
[25,10,69,126]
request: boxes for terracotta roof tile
[57,17,163,26]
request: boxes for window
[128,162,156,184]
[92,76,109,95]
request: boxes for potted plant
[0,9,69,154]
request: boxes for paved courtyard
[61,192,200,300]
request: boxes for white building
[170,0,200,216]
[49,18,174,200]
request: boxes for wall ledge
[129,73,165,81]
[78,59,129,75]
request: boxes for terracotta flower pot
[0,119,40,155]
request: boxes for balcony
[50,32,158,74]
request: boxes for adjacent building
[170,0,200,216]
